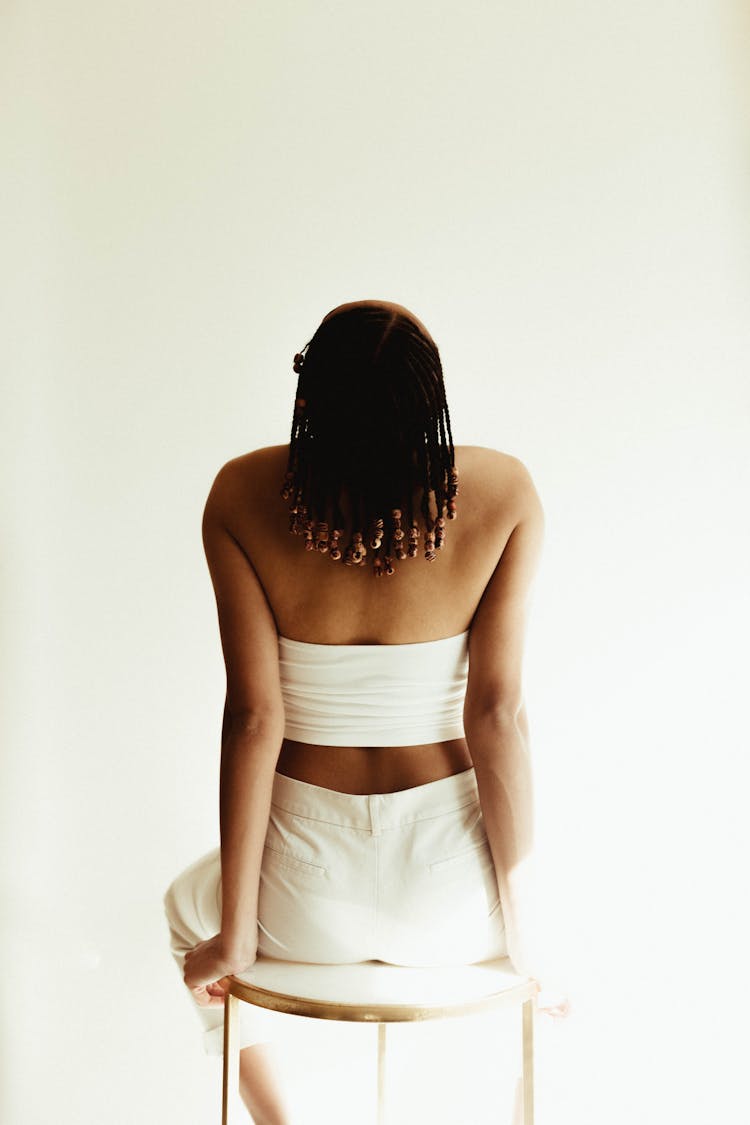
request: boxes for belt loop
[368,794,381,836]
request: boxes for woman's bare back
[216,443,528,793]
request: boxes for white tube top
[278,631,470,746]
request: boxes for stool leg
[377,1023,387,1125]
[222,992,240,1125]
[521,998,534,1125]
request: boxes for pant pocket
[261,843,328,877]
[264,807,330,876]
[428,837,494,873]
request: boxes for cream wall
[3,2,749,1122]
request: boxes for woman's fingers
[205,975,235,996]
[190,986,226,1009]
[183,944,236,1007]
[536,989,571,1018]
[189,976,231,1005]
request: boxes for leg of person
[256,772,376,963]
[239,1044,291,1125]
[164,777,378,1119]
[162,847,292,1124]
[374,767,509,965]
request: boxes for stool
[221,956,539,1124]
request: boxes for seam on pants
[367,794,382,836]
[377,799,482,832]
[269,794,479,831]
[368,794,381,957]
[269,805,377,832]
[374,831,380,956]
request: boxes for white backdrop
[3,2,749,1122]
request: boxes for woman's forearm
[218,713,284,961]
[465,706,537,975]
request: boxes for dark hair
[280,303,459,576]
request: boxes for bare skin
[232,442,520,795]
[183,325,568,1120]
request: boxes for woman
[163,299,565,1124]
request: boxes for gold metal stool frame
[221,957,539,1124]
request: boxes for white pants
[163,766,507,1054]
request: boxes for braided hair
[279,302,459,576]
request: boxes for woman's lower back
[276,737,474,794]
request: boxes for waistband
[270,767,480,832]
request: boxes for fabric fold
[278,631,469,746]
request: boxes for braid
[278,304,458,575]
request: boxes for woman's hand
[183,933,257,1008]
[506,936,572,1020]
[534,984,571,1020]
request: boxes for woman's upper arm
[464,459,545,724]
[201,462,284,723]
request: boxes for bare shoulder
[455,445,544,526]
[204,445,288,513]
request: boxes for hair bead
[407,521,419,558]
[369,517,384,550]
[447,467,459,519]
[315,521,329,552]
[280,471,295,500]
[345,530,367,566]
[329,528,343,561]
